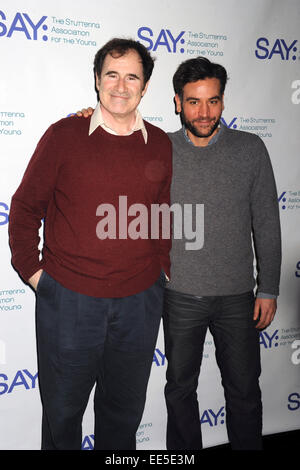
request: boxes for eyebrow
[105,71,141,80]
[185,95,221,101]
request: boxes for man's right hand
[28,269,43,291]
[76,107,94,117]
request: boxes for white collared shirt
[88,102,148,143]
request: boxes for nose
[197,102,210,118]
[116,77,126,93]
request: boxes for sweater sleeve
[9,125,59,282]
[250,137,281,295]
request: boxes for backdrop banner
[0,0,299,450]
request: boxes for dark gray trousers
[35,270,165,450]
[163,289,262,450]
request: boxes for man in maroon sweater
[9,38,172,450]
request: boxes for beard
[181,112,221,139]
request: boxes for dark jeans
[163,289,262,450]
[35,270,165,450]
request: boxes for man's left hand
[253,298,277,330]
[76,107,94,118]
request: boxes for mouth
[193,119,215,125]
[110,94,130,100]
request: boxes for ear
[141,80,149,97]
[174,94,182,113]
[95,74,100,91]
[221,94,225,111]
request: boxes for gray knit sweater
[166,125,281,296]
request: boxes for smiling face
[96,49,148,128]
[175,77,224,147]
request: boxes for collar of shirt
[88,102,148,143]
[182,122,225,147]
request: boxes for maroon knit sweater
[9,115,172,297]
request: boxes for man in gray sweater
[164,57,281,450]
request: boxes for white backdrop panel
[0,0,299,450]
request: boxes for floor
[204,428,300,451]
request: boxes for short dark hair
[173,57,228,100]
[93,38,155,88]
